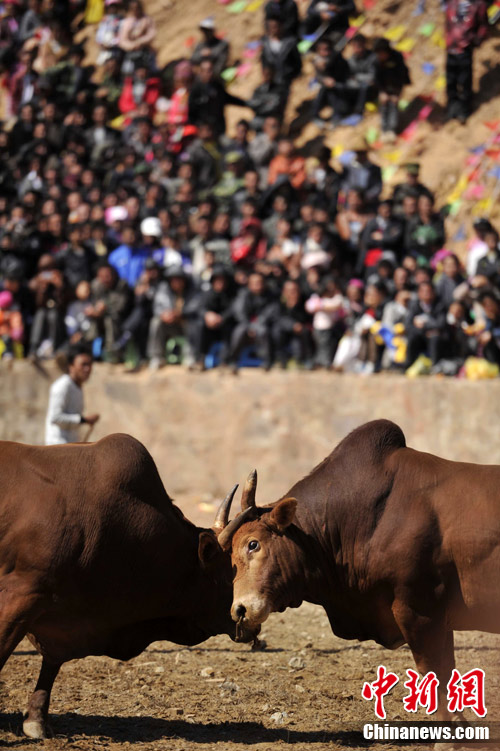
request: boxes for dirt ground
[1,600,500,751]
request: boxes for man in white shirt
[45,350,100,445]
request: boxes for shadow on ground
[0,713,371,747]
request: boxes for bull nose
[235,604,246,619]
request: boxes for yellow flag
[395,38,416,53]
[383,25,407,42]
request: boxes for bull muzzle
[231,597,271,629]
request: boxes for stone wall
[2,362,500,521]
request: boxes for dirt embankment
[3,362,500,526]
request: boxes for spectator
[476,228,500,285]
[273,279,313,368]
[187,121,222,191]
[373,37,411,141]
[231,218,267,270]
[444,0,488,123]
[188,59,248,137]
[118,0,156,74]
[87,262,131,356]
[305,276,345,367]
[261,16,302,89]
[437,299,473,373]
[96,0,123,65]
[118,63,161,121]
[268,138,306,190]
[340,138,382,208]
[19,0,42,43]
[358,199,404,275]
[191,16,229,77]
[165,60,194,128]
[336,188,372,266]
[435,253,465,309]
[228,271,276,372]
[147,265,199,370]
[466,218,492,277]
[248,115,280,187]
[478,292,500,366]
[114,257,161,360]
[6,46,38,118]
[405,195,445,261]
[28,254,67,359]
[108,224,151,287]
[57,224,97,290]
[392,163,434,217]
[311,38,350,127]
[65,280,93,345]
[305,0,357,39]
[264,0,300,39]
[344,34,377,115]
[33,20,70,74]
[405,281,447,368]
[248,65,288,131]
[0,289,23,359]
[191,265,235,370]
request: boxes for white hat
[301,250,331,270]
[199,16,215,30]
[105,205,128,225]
[140,217,162,237]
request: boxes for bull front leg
[23,659,61,740]
[393,601,474,751]
[393,600,469,750]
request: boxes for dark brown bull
[0,434,254,739]
[221,420,500,727]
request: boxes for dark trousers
[446,49,473,119]
[380,98,399,133]
[273,323,313,366]
[406,330,442,367]
[313,86,350,121]
[29,308,63,355]
[228,321,272,367]
[313,328,339,367]
[122,304,151,356]
[190,319,232,364]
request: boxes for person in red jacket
[118,62,160,122]
[230,218,267,270]
[444,0,488,124]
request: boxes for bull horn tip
[213,483,239,531]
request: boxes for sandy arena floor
[1,601,499,751]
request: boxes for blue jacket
[108,244,151,288]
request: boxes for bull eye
[247,540,260,553]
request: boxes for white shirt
[45,374,84,445]
[467,239,488,277]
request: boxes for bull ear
[198,531,221,567]
[268,498,297,531]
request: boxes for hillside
[87,0,500,259]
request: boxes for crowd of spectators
[0,0,498,376]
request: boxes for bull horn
[217,507,255,552]
[213,484,239,531]
[241,469,257,511]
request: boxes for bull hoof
[252,637,267,651]
[23,719,50,740]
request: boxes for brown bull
[0,434,255,739]
[220,420,500,725]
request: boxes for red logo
[447,669,487,718]
[362,667,487,718]
[362,665,399,720]
[403,669,439,715]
